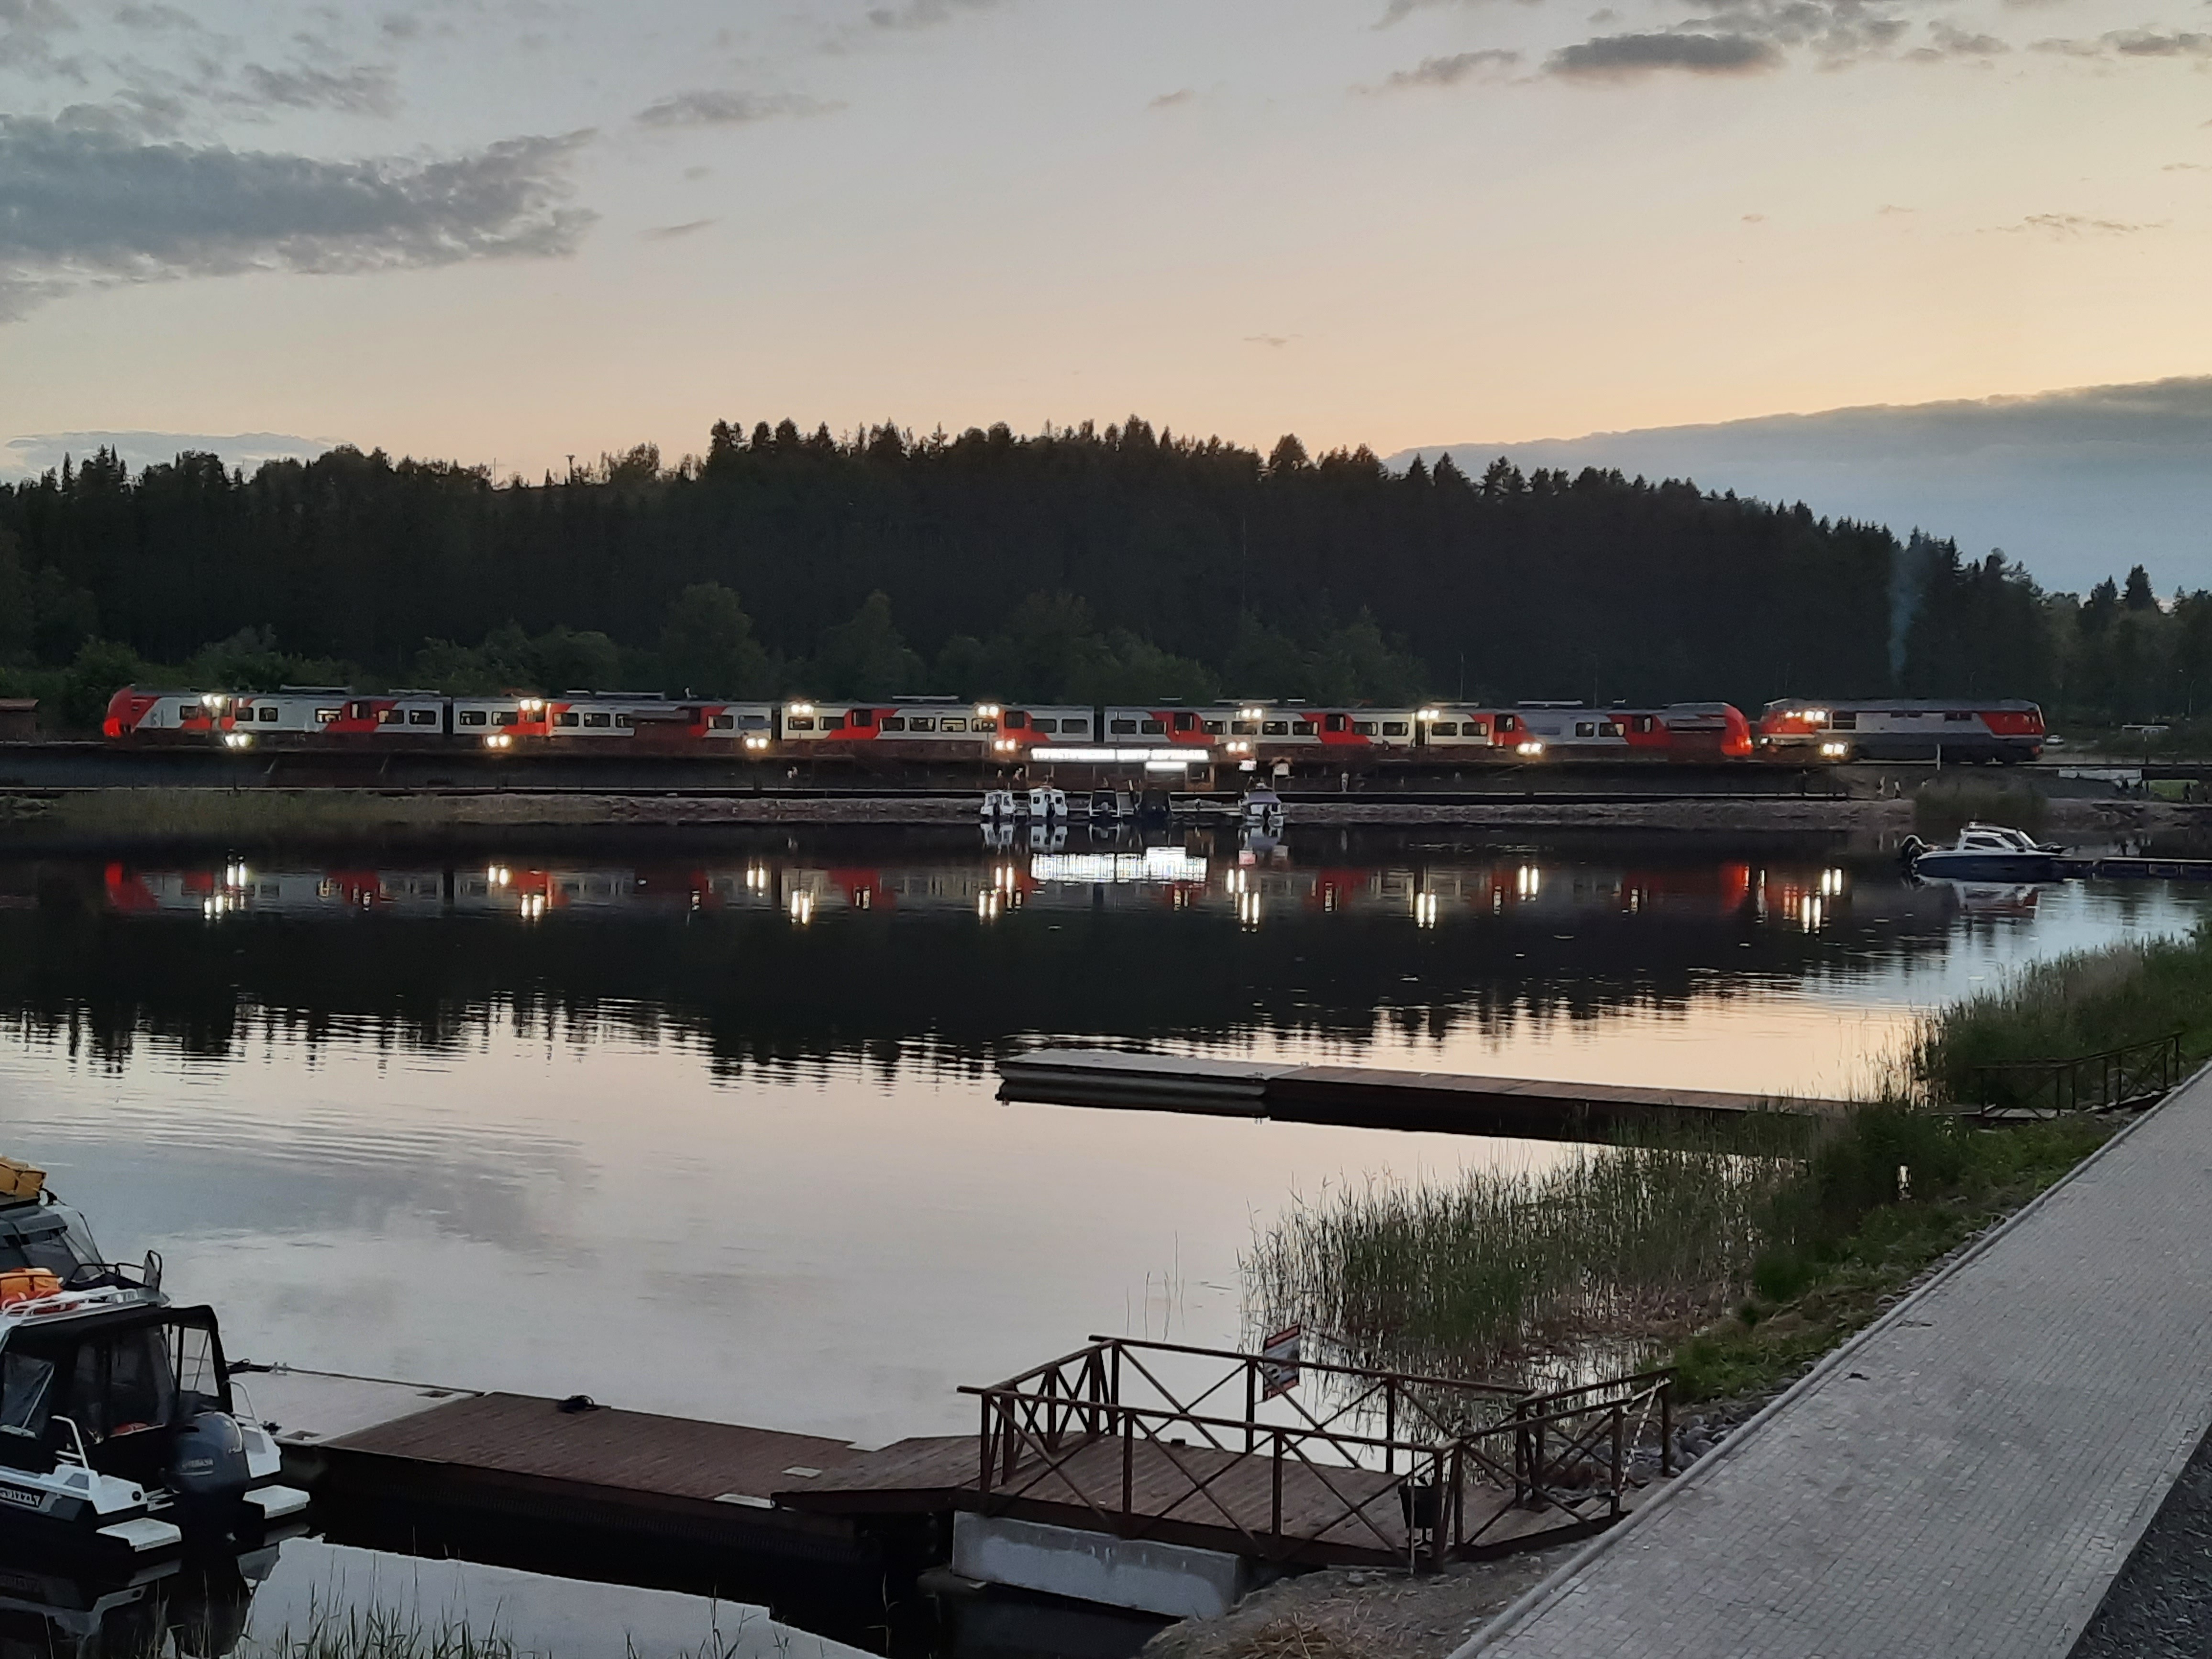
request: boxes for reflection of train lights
[745,865,769,893]
[519,893,548,922]
[977,890,1003,921]
[1237,892,1263,929]
[1798,895,1825,932]
[1818,867,1847,898]
[1030,850,1208,885]
[1515,865,1542,899]
[1414,891,1439,929]
[788,891,815,925]
[1225,868,1249,896]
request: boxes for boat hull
[1912,851,2060,882]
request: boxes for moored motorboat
[1901,822,2063,882]
[0,1166,305,1560]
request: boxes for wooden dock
[996,1048,1853,1138]
[242,1338,1661,1586]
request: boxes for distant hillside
[1398,377,2212,597]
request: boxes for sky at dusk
[3,0,2211,482]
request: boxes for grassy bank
[1247,930,2207,1408]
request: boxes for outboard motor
[168,1411,252,1516]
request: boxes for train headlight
[1418,707,1441,722]
[976,703,1002,719]
[1516,740,1545,757]
[1819,741,1849,759]
[1239,706,1267,721]
[1803,708,1829,726]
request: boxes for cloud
[0,0,81,77]
[233,62,401,117]
[0,118,594,321]
[635,89,837,128]
[1547,31,1783,76]
[1381,49,1524,87]
[1992,212,2157,237]
[642,218,715,240]
[1245,333,1295,347]
[1903,20,2009,58]
[1742,211,1766,221]
[1148,88,1195,109]
[865,0,1006,29]
[1878,202,1915,213]
[2034,28,2212,56]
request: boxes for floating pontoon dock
[995,1049,1851,1137]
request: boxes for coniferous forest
[0,417,2204,731]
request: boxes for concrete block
[952,1512,1252,1619]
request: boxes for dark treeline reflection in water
[0,826,2105,1077]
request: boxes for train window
[494,710,520,726]
[315,708,340,724]
[850,709,874,726]
[741,714,770,730]
[974,719,995,732]
[785,717,815,731]
[1427,722,1453,737]
[914,717,940,731]
[822,714,847,731]
[1467,720,1489,737]
[1945,711,1973,722]
[377,707,403,724]
[557,712,581,728]
[1831,713,1857,730]
[1232,721,1259,736]
[1354,721,1377,736]
[1031,719,1057,733]
[1262,721,1288,736]
[1631,716,1655,734]
[460,710,488,727]
[261,707,281,722]
[1006,712,1030,729]
[1172,713,1196,733]
[1141,719,1165,735]
[1062,720,1087,736]
[615,714,633,728]
[1203,720,1225,735]
[941,718,968,732]
[881,717,907,732]
[1575,721,1596,738]
[1326,715,1348,733]
[583,712,611,728]
[1600,722,1621,739]
[1111,719,1137,735]
[709,715,735,730]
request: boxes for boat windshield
[0,1309,226,1444]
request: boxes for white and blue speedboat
[1901,823,2064,882]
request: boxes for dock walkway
[1460,1065,2212,1659]
[999,1048,1852,1139]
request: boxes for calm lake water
[0,825,2205,1457]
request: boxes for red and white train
[102,686,2036,764]
[1755,699,2045,763]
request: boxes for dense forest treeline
[0,417,2205,730]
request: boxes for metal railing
[959,1336,1672,1568]
[1969,1032,2183,1115]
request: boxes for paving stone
[1466,1073,2212,1659]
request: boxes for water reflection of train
[92,848,1972,936]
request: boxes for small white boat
[1902,822,2063,882]
[979,788,1019,821]
[1241,788,1284,826]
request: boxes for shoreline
[0,787,2200,844]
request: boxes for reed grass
[1912,774,2047,837]
[1243,1140,1797,1388]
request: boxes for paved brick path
[1461,1073,2212,1659]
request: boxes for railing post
[1661,1378,1674,1477]
[1610,1403,1625,1515]
[1385,1378,1396,1476]
[1246,1359,1257,1456]
[1271,1427,1284,1544]
[1122,1401,1134,1521]
[979,1393,993,1495]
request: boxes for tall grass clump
[1912,928,2212,1105]
[1244,1142,1796,1388]
[1912,774,2046,838]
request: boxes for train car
[544,696,775,751]
[1169,705,1426,757]
[776,699,1096,758]
[103,688,245,745]
[1757,699,2044,763]
[1503,703,1752,760]
[1415,706,1518,755]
